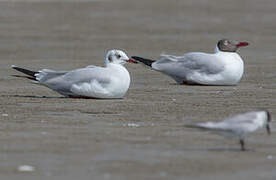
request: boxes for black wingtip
[11,65,38,79]
[11,75,37,81]
[131,56,155,67]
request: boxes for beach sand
[1,0,276,179]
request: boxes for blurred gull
[132,39,249,85]
[185,110,271,151]
[17,165,35,172]
[12,50,137,99]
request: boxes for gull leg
[240,139,245,151]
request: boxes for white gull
[132,39,249,85]
[185,110,271,151]
[12,49,137,99]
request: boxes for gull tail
[184,124,207,130]
[184,123,215,131]
[11,65,38,81]
[131,56,155,67]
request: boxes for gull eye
[116,54,121,59]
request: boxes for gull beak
[266,124,271,135]
[236,41,249,47]
[126,58,138,64]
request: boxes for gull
[185,110,271,151]
[132,39,249,85]
[12,49,137,99]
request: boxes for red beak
[126,58,138,63]
[236,41,249,47]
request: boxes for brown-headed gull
[185,110,271,151]
[12,50,137,99]
[132,39,249,85]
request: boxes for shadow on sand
[1,95,124,100]
[181,147,254,152]
[0,95,66,99]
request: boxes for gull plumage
[132,39,249,85]
[185,110,272,151]
[12,49,137,99]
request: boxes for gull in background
[132,39,249,85]
[12,50,137,99]
[185,110,271,151]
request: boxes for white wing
[155,52,225,74]
[152,52,225,83]
[35,69,68,82]
[222,111,259,124]
[196,111,265,133]
[36,66,112,97]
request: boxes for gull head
[217,39,249,52]
[105,50,137,66]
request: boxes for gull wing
[153,52,225,75]
[37,66,112,97]
[222,111,259,124]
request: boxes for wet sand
[1,0,276,179]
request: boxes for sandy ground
[1,0,276,179]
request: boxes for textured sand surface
[1,0,276,179]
